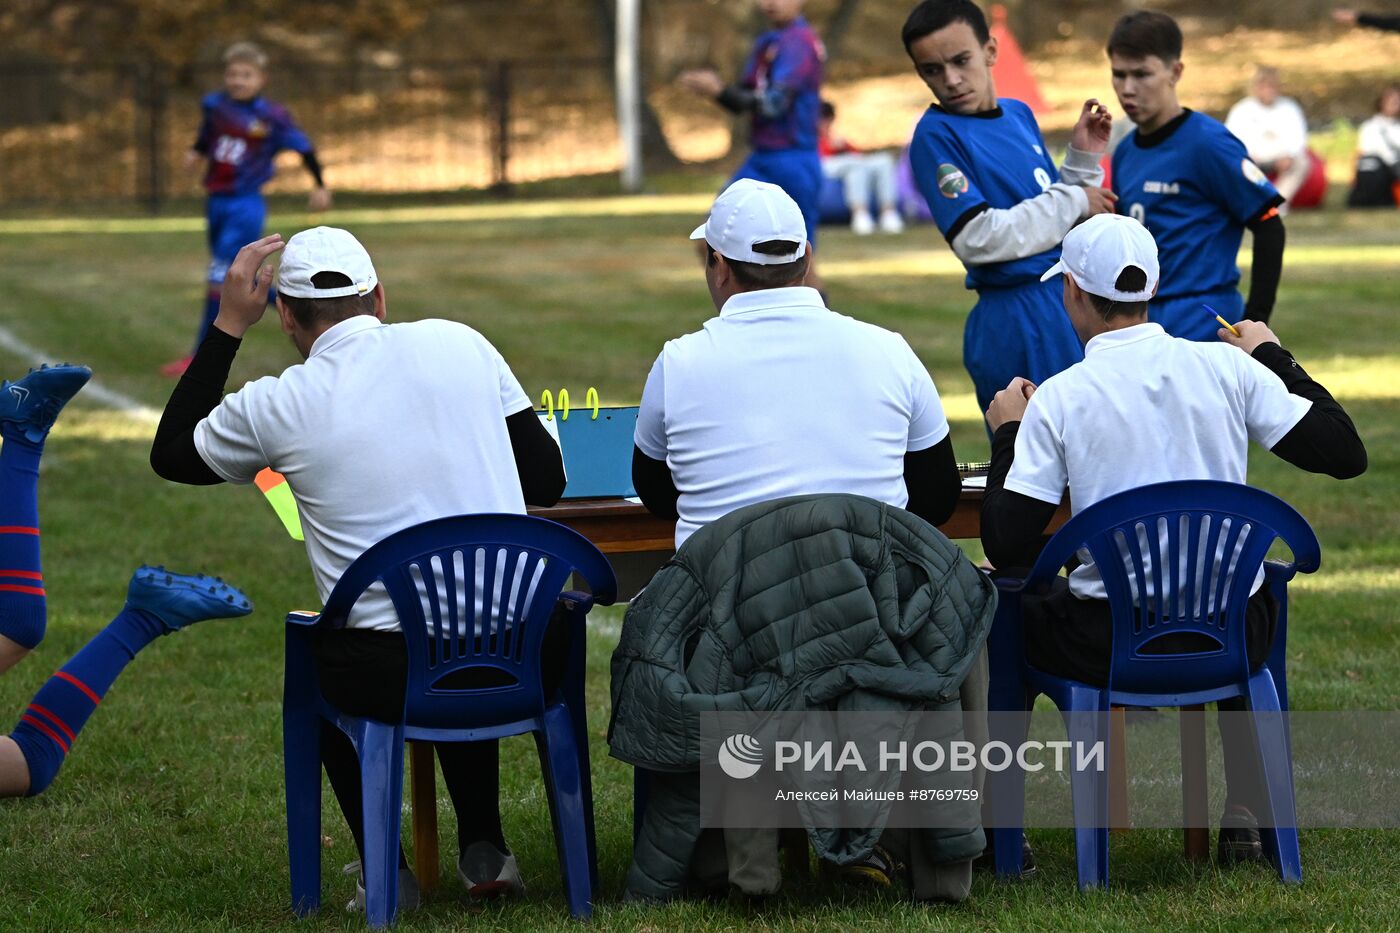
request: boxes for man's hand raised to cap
[1219,318,1281,355]
[213,234,284,340]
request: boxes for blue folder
[549,406,639,499]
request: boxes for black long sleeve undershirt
[1244,211,1285,323]
[1253,342,1367,478]
[630,434,962,528]
[980,423,1058,570]
[505,409,566,506]
[150,327,241,485]
[715,85,758,114]
[301,151,325,188]
[1358,12,1400,32]
[904,435,961,527]
[980,340,1367,569]
[631,447,679,520]
[150,324,567,506]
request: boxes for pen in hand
[1203,303,1240,337]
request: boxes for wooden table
[528,484,1012,555]
[525,486,1069,599]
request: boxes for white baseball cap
[1040,213,1159,302]
[690,178,808,265]
[277,226,379,299]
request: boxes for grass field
[0,191,1396,931]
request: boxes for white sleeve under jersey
[949,145,1103,266]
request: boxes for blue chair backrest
[319,514,617,729]
[1024,481,1319,696]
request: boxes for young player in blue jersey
[679,0,826,284]
[902,0,1118,416]
[1107,11,1286,340]
[164,42,331,376]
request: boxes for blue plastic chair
[281,514,617,926]
[985,480,1319,890]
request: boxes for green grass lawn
[0,194,1396,930]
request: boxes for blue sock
[0,427,46,650]
[194,287,221,348]
[10,606,168,795]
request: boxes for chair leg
[409,741,439,893]
[986,703,1031,879]
[1246,671,1302,884]
[283,626,324,917]
[563,621,598,893]
[356,721,407,927]
[284,707,324,917]
[1180,704,1210,861]
[1109,706,1130,833]
[537,703,594,919]
[1064,689,1110,891]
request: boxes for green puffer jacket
[608,494,997,900]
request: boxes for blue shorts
[1150,289,1244,342]
[206,193,266,286]
[964,277,1084,415]
[729,148,824,248]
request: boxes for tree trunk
[823,0,863,62]
[589,0,681,169]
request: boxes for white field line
[0,321,160,424]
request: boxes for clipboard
[549,405,639,499]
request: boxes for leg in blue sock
[0,567,252,796]
[0,364,91,671]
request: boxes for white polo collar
[719,286,827,318]
[1084,321,1166,356]
[308,315,384,358]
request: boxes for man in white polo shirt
[633,178,963,549]
[150,228,566,907]
[631,178,968,893]
[979,213,1366,864]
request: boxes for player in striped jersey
[163,42,330,377]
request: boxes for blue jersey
[740,17,824,152]
[910,99,1063,290]
[1112,110,1281,301]
[193,92,315,197]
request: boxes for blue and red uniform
[190,92,317,345]
[723,17,826,245]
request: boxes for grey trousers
[692,645,990,901]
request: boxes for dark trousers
[1020,579,1279,813]
[312,605,571,867]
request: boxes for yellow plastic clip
[540,389,554,421]
[586,386,600,419]
[558,388,571,421]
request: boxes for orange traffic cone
[990,4,1047,115]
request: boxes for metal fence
[0,58,621,211]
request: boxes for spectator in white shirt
[1350,83,1400,208]
[150,228,566,909]
[1225,67,1311,212]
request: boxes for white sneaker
[458,840,525,898]
[850,210,876,236]
[878,208,905,234]
[343,860,421,913]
